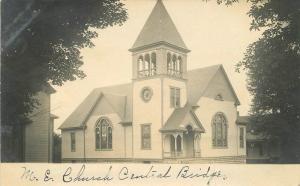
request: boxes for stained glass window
[212,113,228,147]
[95,118,112,150]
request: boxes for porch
[162,125,202,158]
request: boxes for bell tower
[130,0,190,159]
[129,0,190,80]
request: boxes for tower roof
[130,0,189,52]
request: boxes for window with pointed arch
[212,112,228,147]
[95,118,112,150]
[172,54,177,73]
[137,53,156,78]
[177,56,182,74]
[150,52,156,75]
[167,53,172,74]
[138,55,144,77]
[144,54,150,76]
[167,52,183,77]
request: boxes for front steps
[163,156,246,164]
[62,156,246,164]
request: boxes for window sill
[95,149,113,151]
[141,148,151,150]
[212,146,228,149]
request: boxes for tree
[217,0,300,162]
[1,0,127,161]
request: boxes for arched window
[176,135,182,152]
[138,53,158,78]
[167,53,172,74]
[172,54,177,73]
[166,53,183,78]
[151,52,156,75]
[144,54,150,76]
[95,118,112,150]
[178,56,182,73]
[138,56,144,72]
[215,94,223,101]
[212,113,228,147]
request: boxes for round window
[140,87,153,102]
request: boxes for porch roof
[236,115,250,125]
[160,103,205,133]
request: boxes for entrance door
[170,135,175,157]
[184,125,194,158]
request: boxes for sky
[51,0,262,132]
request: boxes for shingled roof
[187,64,221,104]
[59,65,237,130]
[59,83,132,129]
[160,103,205,132]
[129,0,189,52]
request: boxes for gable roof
[187,64,240,105]
[102,93,127,119]
[59,83,132,129]
[59,65,240,130]
[129,0,189,52]
[160,103,205,132]
[187,64,221,104]
[218,65,241,105]
[43,83,56,94]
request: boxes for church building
[59,0,247,163]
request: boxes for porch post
[173,134,177,157]
[199,133,201,157]
[193,132,197,158]
[162,134,165,158]
[180,133,184,157]
[193,132,201,157]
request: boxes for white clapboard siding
[25,91,51,162]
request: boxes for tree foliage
[1,0,128,127]
[217,0,300,162]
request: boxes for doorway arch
[184,125,194,157]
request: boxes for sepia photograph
[1,0,300,185]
